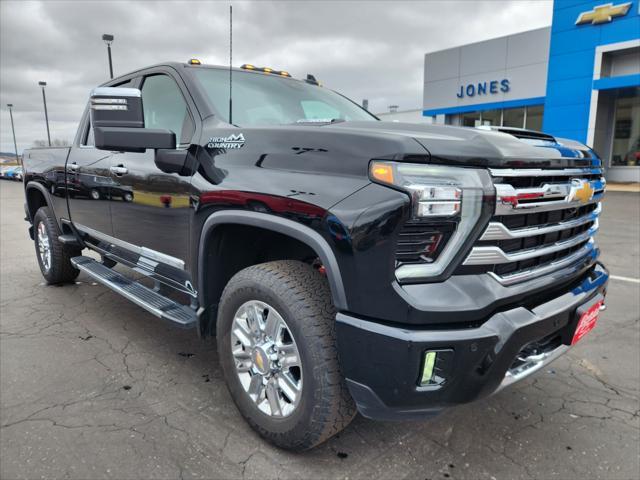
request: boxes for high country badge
[207,133,246,149]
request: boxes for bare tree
[32,139,70,147]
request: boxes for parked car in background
[0,165,23,181]
[68,173,134,202]
[10,166,23,181]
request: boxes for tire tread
[218,260,356,450]
[33,207,80,284]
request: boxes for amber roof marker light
[240,64,292,77]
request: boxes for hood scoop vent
[477,126,556,142]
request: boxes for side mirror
[89,87,176,152]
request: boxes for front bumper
[336,263,608,421]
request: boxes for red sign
[571,301,603,345]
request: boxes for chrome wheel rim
[37,222,51,272]
[231,300,303,418]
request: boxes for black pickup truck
[22,61,608,451]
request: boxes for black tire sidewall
[33,207,79,284]
[33,209,57,283]
[218,280,318,437]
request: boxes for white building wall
[376,109,433,123]
[423,27,551,114]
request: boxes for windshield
[191,68,377,127]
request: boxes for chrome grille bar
[496,192,604,215]
[489,167,603,177]
[464,220,598,265]
[481,203,601,241]
[495,178,605,215]
[488,240,598,286]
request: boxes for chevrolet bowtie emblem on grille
[575,2,632,25]
[569,179,595,204]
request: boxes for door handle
[68,162,79,171]
[110,165,128,176]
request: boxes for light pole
[102,34,114,79]
[38,81,51,147]
[6,104,19,164]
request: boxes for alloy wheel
[230,300,303,417]
[37,222,51,272]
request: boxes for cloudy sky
[0,0,552,154]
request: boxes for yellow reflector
[370,162,394,184]
[188,58,201,65]
[243,64,255,70]
[281,71,290,77]
[420,351,437,385]
[264,67,272,73]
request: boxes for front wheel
[217,260,356,451]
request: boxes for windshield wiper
[293,118,346,125]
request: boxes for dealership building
[415,0,640,182]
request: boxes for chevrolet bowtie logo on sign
[569,179,595,204]
[576,2,632,25]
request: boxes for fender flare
[25,181,57,225]
[197,210,348,311]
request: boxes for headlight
[370,161,492,281]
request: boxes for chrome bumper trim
[496,345,570,393]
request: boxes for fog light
[420,351,437,385]
[419,349,454,387]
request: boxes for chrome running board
[71,256,196,328]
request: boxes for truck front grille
[460,167,605,285]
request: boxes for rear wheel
[217,260,356,451]
[33,207,80,284]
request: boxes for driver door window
[141,74,194,145]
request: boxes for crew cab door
[66,111,116,237]
[107,71,196,279]
[66,79,136,240]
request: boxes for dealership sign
[457,79,510,99]
[575,2,631,25]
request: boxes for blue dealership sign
[457,79,510,98]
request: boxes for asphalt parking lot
[1,180,638,480]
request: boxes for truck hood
[201,119,600,185]
[325,121,599,168]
